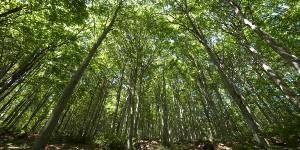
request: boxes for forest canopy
[0,0,299,149]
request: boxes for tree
[32,1,123,149]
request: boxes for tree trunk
[127,66,138,150]
[0,43,54,99]
[161,69,170,146]
[32,2,122,149]
[214,86,242,138]
[0,6,23,18]
[225,0,300,74]
[179,4,269,146]
[227,24,300,109]
[127,85,135,150]
[23,92,51,129]
[112,65,125,134]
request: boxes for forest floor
[0,131,299,150]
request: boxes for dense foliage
[0,0,299,149]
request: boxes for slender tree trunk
[0,6,23,18]
[0,63,42,101]
[90,95,108,138]
[246,80,283,126]
[2,91,34,126]
[86,82,108,138]
[196,70,225,140]
[0,44,52,99]
[55,104,71,134]
[112,65,125,133]
[227,25,300,109]
[127,66,138,150]
[31,112,47,132]
[23,92,51,129]
[116,97,128,135]
[127,86,135,150]
[184,52,217,140]
[214,86,242,138]
[172,83,185,140]
[7,98,33,129]
[0,63,14,81]
[61,110,73,132]
[161,69,170,146]
[0,81,27,115]
[225,0,300,74]
[155,83,162,139]
[133,73,143,139]
[32,2,122,149]
[179,3,269,146]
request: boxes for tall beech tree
[33,1,123,149]
[174,0,269,146]
[223,0,300,74]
